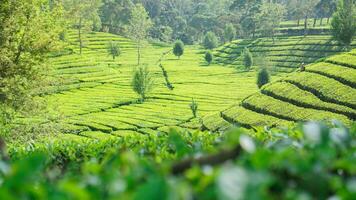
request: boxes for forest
[0,0,355,199]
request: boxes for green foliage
[224,23,236,43]
[131,66,154,102]
[242,48,253,70]
[173,40,184,59]
[257,68,270,88]
[0,0,62,110]
[214,35,354,72]
[126,4,153,65]
[63,0,102,54]
[203,31,219,49]
[107,41,121,60]
[331,0,356,45]
[2,123,356,199]
[189,98,198,118]
[205,51,213,65]
[257,2,286,41]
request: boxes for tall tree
[331,0,356,46]
[100,0,134,34]
[63,0,102,54]
[224,23,237,43]
[0,0,62,111]
[300,0,320,35]
[126,4,153,65]
[257,1,286,42]
[230,0,262,38]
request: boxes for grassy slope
[25,28,355,142]
[41,30,269,141]
[204,49,356,129]
[215,36,356,72]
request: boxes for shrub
[205,51,213,65]
[107,41,121,60]
[331,0,356,46]
[203,31,219,49]
[257,68,270,88]
[131,66,154,102]
[190,98,198,118]
[242,48,253,70]
[224,23,236,43]
[173,40,184,59]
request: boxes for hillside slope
[204,49,356,130]
[34,30,265,141]
[215,36,356,72]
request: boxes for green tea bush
[1,122,355,199]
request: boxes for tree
[189,98,198,118]
[331,0,356,46]
[257,68,270,88]
[315,0,337,25]
[100,0,134,34]
[126,4,153,66]
[205,51,213,65]
[0,0,62,111]
[224,23,236,43]
[173,40,184,59]
[0,0,63,142]
[230,0,262,38]
[300,0,320,35]
[257,2,286,42]
[203,31,219,49]
[107,41,121,60]
[63,0,102,54]
[131,66,154,102]
[242,48,253,70]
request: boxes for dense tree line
[94,0,339,44]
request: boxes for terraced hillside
[39,30,271,140]
[203,49,356,130]
[215,36,356,72]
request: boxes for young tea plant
[190,98,198,118]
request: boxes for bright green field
[206,49,356,129]
[26,30,355,142]
[40,30,272,141]
[215,35,356,72]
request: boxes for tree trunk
[304,16,308,36]
[313,18,317,27]
[297,19,300,26]
[78,18,82,55]
[320,18,323,26]
[137,41,141,66]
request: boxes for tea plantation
[13,29,351,143]
[34,30,263,142]
[205,49,356,130]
